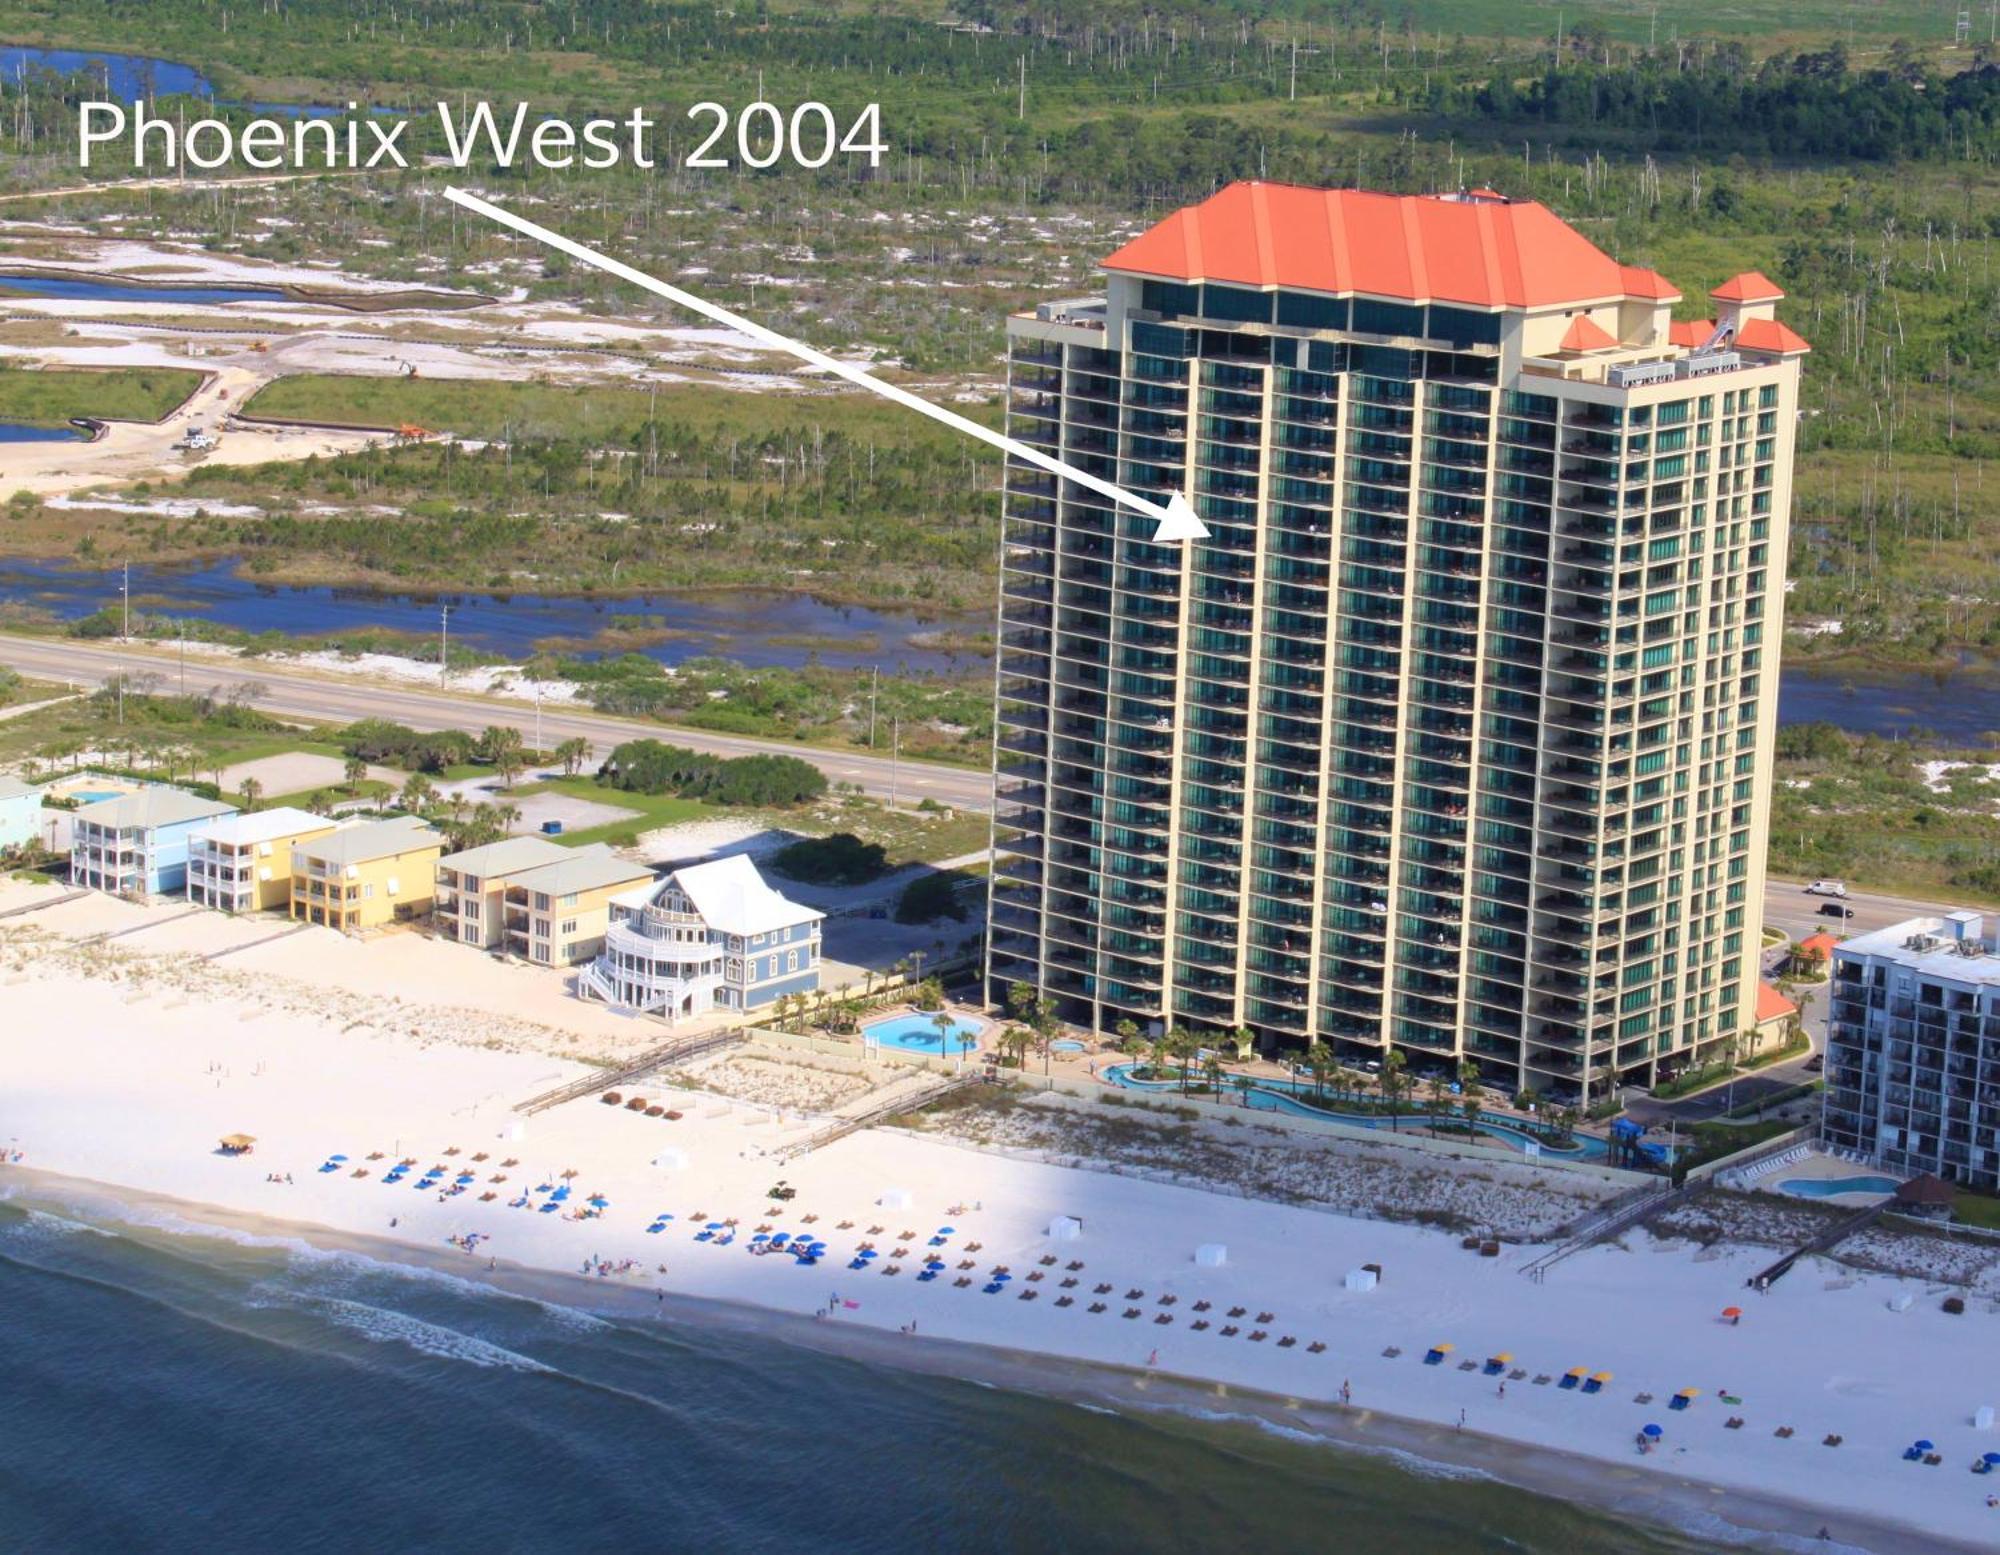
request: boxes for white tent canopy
[652,1149,688,1170]
[1048,1215,1082,1241]
[879,1187,913,1209]
[1344,1267,1378,1293]
[1194,1243,1227,1268]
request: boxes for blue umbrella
[860,1248,878,1259]
[937,1226,956,1235]
[1642,1424,1663,1438]
[1915,1439,1935,1452]
[1984,1452,2000,1466]
[328,1154,348,1162]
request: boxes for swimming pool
[864,1013,984,1056]
[1778,1175,1901,1199]
[70,790,126,804]
[1101,1064,1611,1160]
[1049,1039,1086,1053]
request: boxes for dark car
[1819,902,1854,919]
[1804,1054,1825,1072]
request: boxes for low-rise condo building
[434,835,575,948]
[71,787,237,899]
[501,848,655,966]
[580,854,822,1018]
[289,815,443,932]
[0,775,43,855]
[186,807,339,913]
[1823,912,2000,1192]
[988,181,1805,1103]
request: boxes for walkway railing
[513,1026,746,1115]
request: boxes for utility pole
[532,682,542,758]
[438,603,451,688]
[121,561,130,639]
[889,717,900,809]
[868,665,878,748]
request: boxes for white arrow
[441,185,1208,546]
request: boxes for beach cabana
[1482,1353,1512,1376]
[652,1149,688,1170]
[1049,1216,1082,1241]
[879,1188,913,1210]
[1343,1267,1378,1293]
[218,1133,256,1155]
[1423,1343,1454,1366]
[1195,1243,1227,1268]
[1559,1367,1587,1390]
[1583,1371,1612,1394]
[1669,1388,1701,1411]
[1894,1174,1954,1221]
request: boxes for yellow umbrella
[219,1133,256,1152]
[1591,1371,1614,1383]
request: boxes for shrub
[895,868,975,924]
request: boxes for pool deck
[1770,1148,1904,1202]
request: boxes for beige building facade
[290,815,443,932]
[986,183,1805,1105]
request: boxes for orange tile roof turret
[1557,315,1618,352]
[1711,271,1785,303]
[1101,181,1639,310]
[1734,317,1811,355]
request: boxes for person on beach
[1340,1380,1351,1406]
[1497,1381,1506,1400]
[1456,1410,1465,1432]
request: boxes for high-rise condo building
[986,182,1808,1104]
[1823,912,2000,1192]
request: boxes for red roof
[1101,182,1635,309]
[1668,318,1715,348]
[1711,270,1785,303]
[1620,265,1682,301]
[1557,315,1618,352]
[1755,982,1799,1024]
[1796,931,1841,959]
[1734,316,1811,355]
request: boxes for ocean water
[0,1196,1715,1555]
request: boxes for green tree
[236,775,263,811]
[1382,1051,1409,1132]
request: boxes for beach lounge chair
[1221,1326,1239,1337]
[983,1282,1003,1294]
[1154,1313,1171,1325]
[1256,1312,1274,1324]
[1095,1284,1113,1295]
[1055,1296,1074,1308]
[1669,1388,1699,1411]
[1020,1290,1037,1301]
[1087,1303,1106,1313]
[1228,1307,1247,1319]
[1306,1341,1326,1354]
[1249,1331,1268,1342]
[1192,1320,1210,1331]
[1425,1345,1455,1367]
[954,1277,972,1288]
[1122,1308,1141,1319]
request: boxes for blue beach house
[580,853,823,1019]
[0,775,43,856]
[71,786,238,899]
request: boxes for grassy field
[0,366,204,426]
[239,374,999,444]
[1770,724,2000,906]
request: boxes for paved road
[0,632,995,813]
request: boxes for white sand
[2,878,1995,1551]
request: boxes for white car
[1805,879,1848,898]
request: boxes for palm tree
[1424,1075,1452,1137]
[1114,1016,1140,1052]
[1201,1053,1224,1096]
[555,737,589,777]
[399,772,437,814]
[237,776,263,812]
[343,755,368,793]
[929,1008,957,1058]
[1382,1050,1408,1132]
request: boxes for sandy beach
[3,878,1997,1552]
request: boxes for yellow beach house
[186,807,339,914]
[433,834,653,963]
[434,835,575,949]
[501,847,656,966]
[289,815,443,932]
